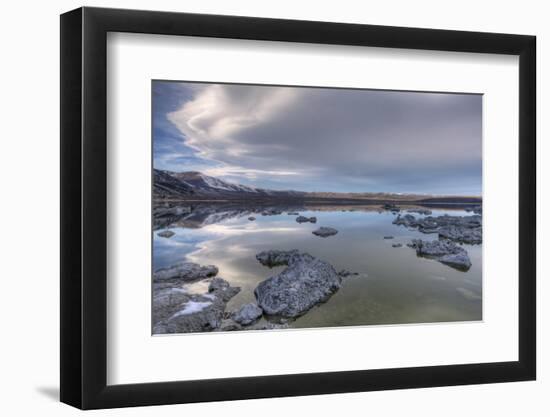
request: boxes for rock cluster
[393,214,482,244]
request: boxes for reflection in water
[153,204,482,329]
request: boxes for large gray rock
[153,262,218,283]
[152,277,241,334]
[408,239,472,271]
[232,303,263,325]
[312,227,338,238]
[254,251,342,318]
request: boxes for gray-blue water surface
[153,206,482,329]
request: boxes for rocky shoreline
[153,203,482,334]
[153,250,348,334]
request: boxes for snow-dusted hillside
[153,170,304,199]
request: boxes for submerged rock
[232,303,263,325]
[296,215,317,224]
[254,250,342,318]
[152,277,241,334]
[408,239,472,271]
[383,236,394,239]
[312,227,338,238]
[157,230,175,238]
[153,262,218,283]
[338,269,360,278]
[287,212,300,215]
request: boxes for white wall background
[0,0,545,415]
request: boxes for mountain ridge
[153,169,482,203]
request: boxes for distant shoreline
[153,197,482,206]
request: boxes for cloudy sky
[153,81,482,195]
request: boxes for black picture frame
[60,6,536,410]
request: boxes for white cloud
[166,83,482,193]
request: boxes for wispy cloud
[155,81,482,194]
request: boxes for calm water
[153,205,482,329]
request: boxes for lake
[153,204,482,330]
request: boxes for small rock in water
[157,230,175,238]
[287,212,300,215]
[248,216,256,221]
[383,236,394,239]
[153,262,218,283]
[312,226,338,237]
[232,303,263,325]
[296,215,317,224]
[256,249,311,267]
[392,243,403,248]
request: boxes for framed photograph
[60,7,536,409]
